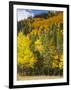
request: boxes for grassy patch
[17,74,63,80]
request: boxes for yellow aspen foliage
[54,55,59,60]
[17,32,37,68]
[17,32,30,49]
[59,54,63,69]
[32,12,63,30]
[35,39,44,52]
[53,54,63,68]
[31,29,38,36]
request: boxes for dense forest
[17,11,63,78]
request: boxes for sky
[17,9,48,21]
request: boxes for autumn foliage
[17,11,63,76]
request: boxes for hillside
[17,11,63,35]
[17,11,63,78]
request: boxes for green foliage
[17,11,63,76]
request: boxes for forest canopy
[17,10,63,77]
